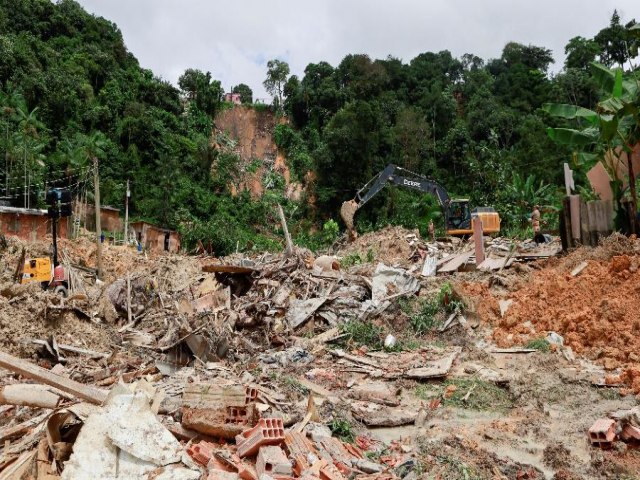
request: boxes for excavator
[340,164,500,240]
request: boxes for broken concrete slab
[349,381,399,406]
[351,401,416,427]
[403,350,459,379]
[371,263,420,304]
[61,383,181,479]
[286,297,327,329]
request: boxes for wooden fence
[560,195,614,249]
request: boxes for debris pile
[3,228,640,479]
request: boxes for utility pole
[123,179,130,245]
[93,156,103,280]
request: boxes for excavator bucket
[340,200,358,241]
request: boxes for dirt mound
[337,226,420,267]
[487,235,640,393]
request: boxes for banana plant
[543,51,640,232]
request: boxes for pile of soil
[337,226,420,268]
[485,234,640,394]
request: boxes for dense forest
[0,0,638,253]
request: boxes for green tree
[178,68,222,115]
[263,59,290,110]
[232,83,253,104]
[564,36,601,70]
[594,10,637,67]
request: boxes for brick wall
[0,211,68,241]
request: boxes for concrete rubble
[1,227,640,479]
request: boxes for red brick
[320,463,346,480]
[187,441,217,466]
[245,386,259,404]
[621,424,640,441]
[588,418,616,446]
[284,432,316,475]
[317,437,354,471]
[207,469,240,480]
[257,446,292,477]
[183,405,259,439]
[236,418,285,458]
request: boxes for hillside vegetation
[0,0,637,252]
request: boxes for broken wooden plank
[329,349,382,369]
[24,339,110,359]
[0,384,64,409]
[571,261,588,277]
[0,351,108,405]
[437,251,473,273]
[0,449,37,480]
[477,257,514,271]
[0,411,50,442]
[295,377,335,400]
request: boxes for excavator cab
[446,200,471,231]
[445,200,500,236]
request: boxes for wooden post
[277,204,294,257]
[123,179,130,244]
[93,157,103,280]
[126,273,132,324]
[472,217,485,267]
[579,198,591,246]
[560,196,573,251]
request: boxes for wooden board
[477,257,514,271]
[0,351,108,405]
[437,251,473,273]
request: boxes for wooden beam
[0,351,108,405]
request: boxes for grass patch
[399,297,441,334]
[340,320,383,349]
[281,376,309,395]
[525,337,550,352]
[340,248,375,268]
[329,418,355,443]
[434,455,483,480]
[415,378,513,412]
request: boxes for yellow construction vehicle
[16,187,71,296]
[340,164,500,239]
[18,254,68,296]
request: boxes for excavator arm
[340,164,450,238]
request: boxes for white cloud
[76,0,638,98]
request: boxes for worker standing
[428,220,435,242]
[531,205,545,244]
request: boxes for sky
[75,0,638,99]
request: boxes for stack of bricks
[588,418,616,447]
[236,418,286,458]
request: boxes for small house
[0,206,68,241]
[130,221,180,253]
[82,205,122,233]
[224,92,242,105]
